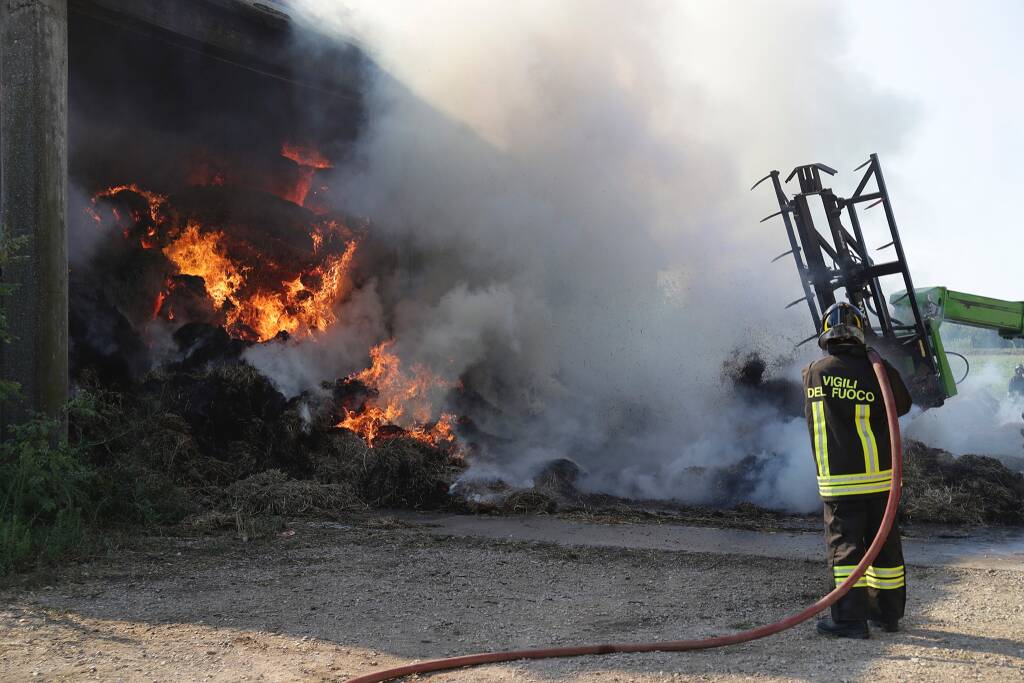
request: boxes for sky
[843,0,1023,301]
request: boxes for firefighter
[803,302,913,639]
[1009,364,1024,398]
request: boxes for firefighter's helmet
[1016,364,1024,377]
[818,302,867,349]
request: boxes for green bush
[0,418,89,574]
[0,392,195,576]
[0,234,89,574]
[0,236,109,574]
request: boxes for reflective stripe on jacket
[802,344,912,500]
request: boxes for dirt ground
[2,513,1023,682]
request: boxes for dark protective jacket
[802,344,912,501]
[1010,373,1024,397]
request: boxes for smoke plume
[903,360,1024,459]
[239,0,920,511]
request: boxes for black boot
[816,618,869,639]
[870,619,900,632]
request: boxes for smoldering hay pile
[65,0,1023,523]
[250,0,912,513]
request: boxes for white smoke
[904,358,1024,460]
[242,0,919,512]
[244,282,387,399]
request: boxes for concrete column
[0,0,69,426]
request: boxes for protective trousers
[825,496,906,623]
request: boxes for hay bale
[447,477,510,513]
[152,363,333,482]
[312,430,370,485]
[225,466,363,541]
[502,490,557,515]
[163,362,288,454]
[902,440,1024,525]
[708,455,771,507]
[227,469,361,516]
[531,458,581,500]
[180,510,236,534]
[69,387,196,525]
[358,437,456,509]
[233,510,285,543]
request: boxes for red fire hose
[347,350,903,683]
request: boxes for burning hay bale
[85,181,364,344]
[66,137,475,526]
[72,354,467,527]
[170,322,250,369]
[162,363,288,434]
[902,440,1024,525]
[69,282,151,388]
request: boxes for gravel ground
[2,514,1023,682]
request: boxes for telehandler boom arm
[756,154,1021,407]
[891,287,1024,399]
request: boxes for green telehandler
[890,287,1024,401]
[754,154,1024,407]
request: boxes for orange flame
[338,340,458,449]
[92,181,359,343]
[408,413,459,449]
[281,143,332,169]
[90,174,461,453]
[162,222,244,308]
[226,240,358,341]
[160,222,358,342]
[280,143,332,206]
[151,290,167,320]
[93,183,167,224]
